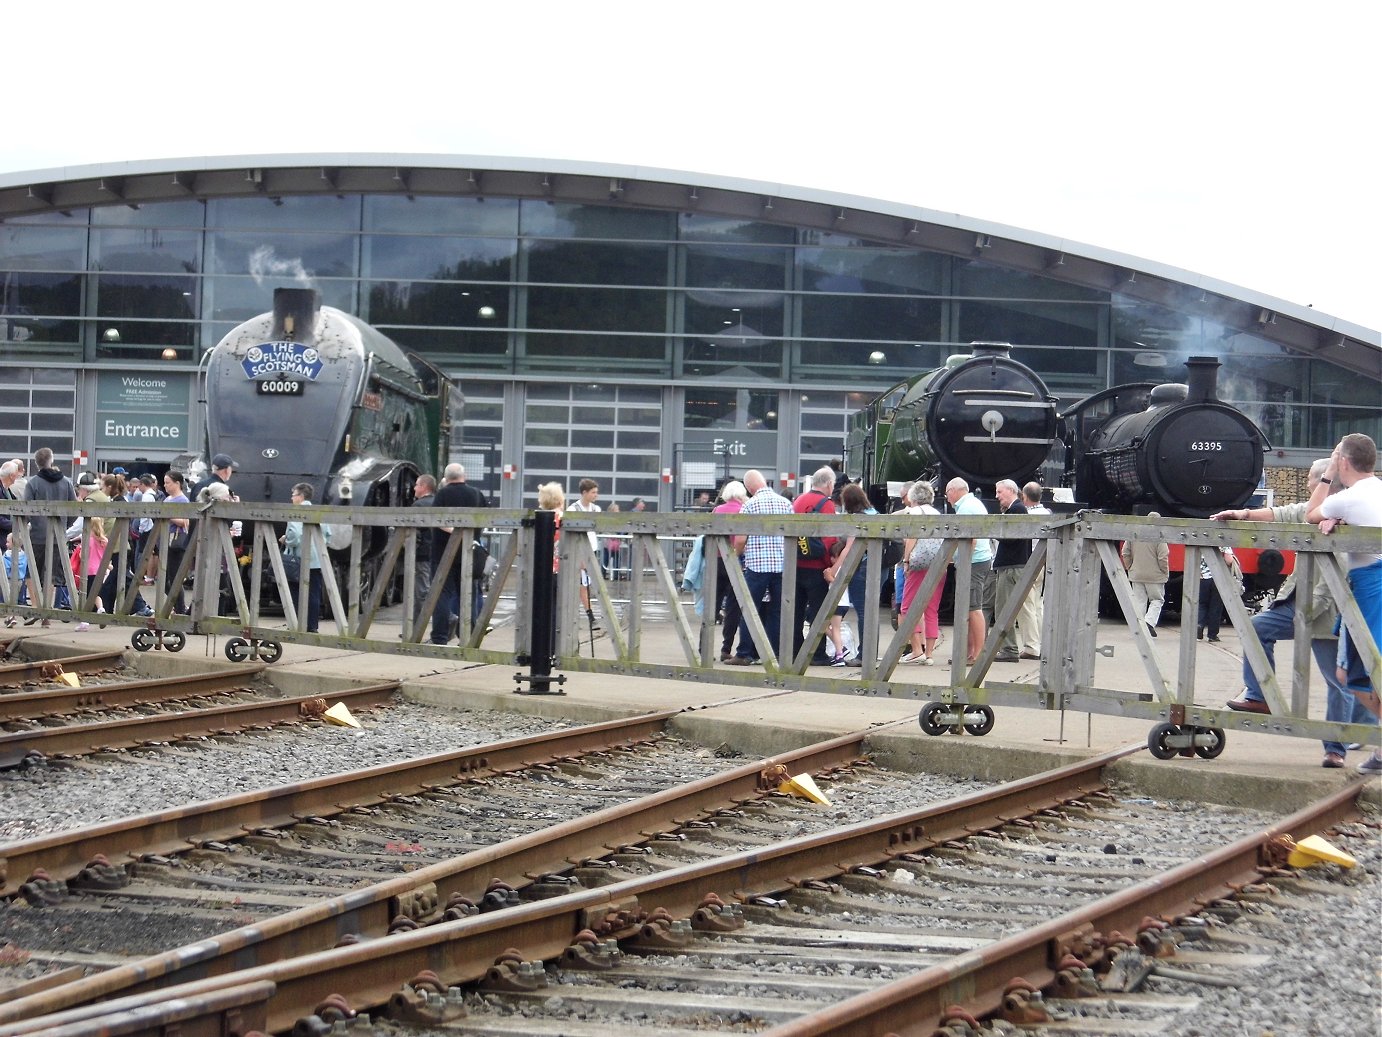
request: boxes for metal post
[514,509,565,695]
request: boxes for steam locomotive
[845,350,1284,602]
[185,288,461,596]
[1059,355,1285,600]
[845,342,1059,509]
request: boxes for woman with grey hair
[901,480,944,664]
[712,480,750,660]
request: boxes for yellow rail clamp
[1286,834,1356,869]
[57,672,82,688]
[323,702,362,729]
[778,773,831,806]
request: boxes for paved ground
[9,597,1380,815]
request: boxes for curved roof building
[2,154,1377,507]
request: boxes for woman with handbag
[900,482,945,665]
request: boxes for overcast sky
[9,2,1377,334]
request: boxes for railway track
[0,649,127,690]
[3,725,1366,1037]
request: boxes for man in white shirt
[1307,433,1382,774]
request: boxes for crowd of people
[2,436,1377,774]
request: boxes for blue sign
[241,341,325,381]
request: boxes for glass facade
[1,182,1376,505]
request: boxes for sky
[8,2,1378,334]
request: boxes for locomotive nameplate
[256,379,304,396]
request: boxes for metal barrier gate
[1,499,1376,757]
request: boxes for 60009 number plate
[256,379,304,396]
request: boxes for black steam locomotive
[187,288,461,595]
[845,342,1059,507]
[1059,356,1267,519]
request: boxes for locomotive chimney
[272,288,321,341]
[1185,355,1221,403]
[969,341,1012,359]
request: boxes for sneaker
[1346,742,1364,751]
[1358,751,1382,775]
[1322,753,1345,769]
[922,655,936,666]
[724,655,757,666]
[846,657,862,668]
[831,653,847,667]
[994,651,1022,662]
[74,622,90,632]
[1146,624,1158,638]
[900,652,919,664]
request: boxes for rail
[0,499,1377,753]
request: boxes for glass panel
[799,247,942,294]
[92,228,201,274]
[1310,406,1382,448]
[520,201,674,240]
[525,240,670,286]
[203,276,354,324]
[207,230,356,279]
[207,195,361,231]
[527,428,567,447]
[957,260,1107,301]
[527,285,664,331]
[800,294,943,343]
[678,215,795,244]
[92,199,206,228]
[0,271,83,347]
[616,385,660,404]
[526,404,569,423]
[957,300,1101,349]
[365,195,519,236]
[1111,298,1204,357]
[0,224,87,269]
[684,388,779,430]
[367,281,508,327]
[686,244,789,291]
[572,406,615,424]
[520,332,670,367]
[364,236,514,280]
[614,407,657,428]
[616,429,659,450]
[572,429,615,448]
[1313,359,1382,408]
[797,339,946,379]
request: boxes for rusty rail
[760,779,1367,1037]
[0,664,266,722]
[0,650,128,691]
[0,679,396,761]
[0,708,678,901]
[0,743,1142,1036]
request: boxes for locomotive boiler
[188,288,460,593]
[845,342,1059,507]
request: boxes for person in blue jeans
[1214,458,1373,767]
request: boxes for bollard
[514,509,566,695]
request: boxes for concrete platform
[6,603,1379,815]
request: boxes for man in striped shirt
[726,469,793,665]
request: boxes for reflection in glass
[365,195,519,236]
[526,240,669,286]
[684,388,779,430]
[365,235,514,281]
[520,202,672,241]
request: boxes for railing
[1,499,1376,750]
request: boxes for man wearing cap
[192,454,236,500]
